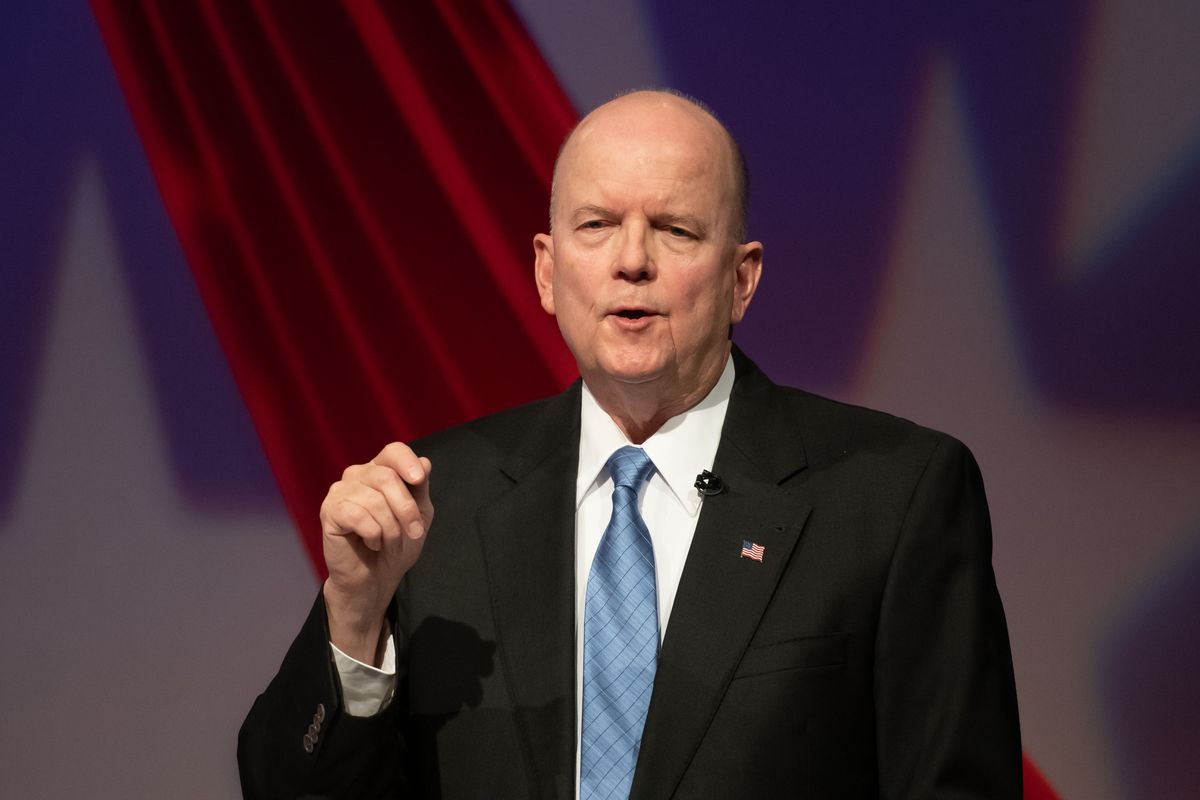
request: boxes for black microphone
[694,470,725,496]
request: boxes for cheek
[557,275,591,317]
[552,270,601,337]
[555,252,594,296]
[673,283,736,342]
[676,275,732,316]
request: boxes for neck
[587,349,730,444]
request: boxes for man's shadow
[405,616,497,721]
[400,617,571,797]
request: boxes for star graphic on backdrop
[0,158,315,797]
[853,56,1200,800]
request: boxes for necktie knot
[607,445,655,491]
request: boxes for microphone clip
[694,470,726,496]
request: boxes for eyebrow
[570,205,710,238]
[655,213,709,238]
[570,204,617,222]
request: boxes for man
[239,90,1021,798]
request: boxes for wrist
[323,580,388,666]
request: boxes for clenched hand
[320,442,434,665]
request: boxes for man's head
[533,90,763,439]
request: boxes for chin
[594,350,671,387]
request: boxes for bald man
[239,90,1021,799]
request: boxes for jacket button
[302,734,314,754]
[315,703,326,723]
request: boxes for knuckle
[371,464,400,487]
[376,467,402,489]
[344,503,368,527]
[366,492,392,518]
[382,442,408,461]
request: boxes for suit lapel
[477,384,581,800]
[631,352,813,799]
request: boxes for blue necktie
[581,446,659,800]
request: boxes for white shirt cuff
[330,629,397,717]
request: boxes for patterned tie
[581,445,659,800]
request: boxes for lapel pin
[740,540,765,562]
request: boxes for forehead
[556,98,736,213]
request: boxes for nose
[613,223,655,282]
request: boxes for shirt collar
[576,356,735,516]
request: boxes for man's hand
[320,442,433,666]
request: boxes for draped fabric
[91,0,578,574]
[1024,756,1059,800]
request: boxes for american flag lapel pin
[740,539,765,562]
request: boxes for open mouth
[615,309,649,319]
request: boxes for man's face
[534,94,762,413]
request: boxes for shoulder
[789,388,963,461]
[786,388,982,499]
[735,358,993,561]
[731,349,975,480]
[410,382,581,474]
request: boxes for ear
[729,240,763,324]
[533,233,556,315]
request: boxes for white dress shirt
[331,355,736,745]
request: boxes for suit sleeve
[873,436,1022,799]
[237,592,407,799]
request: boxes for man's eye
[580,220,605,230]
[667,226,693,238]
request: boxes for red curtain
[92,0,578,574]
[1023,754,1060,800]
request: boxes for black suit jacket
[239,350,1021,798]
